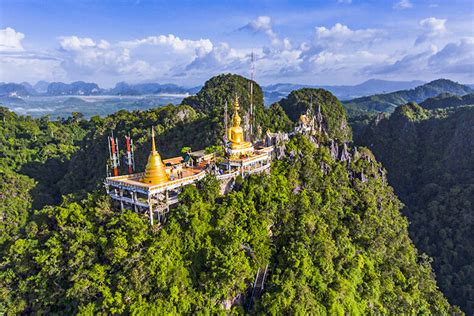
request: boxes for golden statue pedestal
[226,144,254,159]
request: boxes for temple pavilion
[105,127,208,225]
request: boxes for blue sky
[0,0,473,87]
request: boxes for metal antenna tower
[125,134,135,174]
[249,50,255,139]
[224,100,228,144]
[108,132,120,176]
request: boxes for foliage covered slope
[0,75,463,314]
[420,92,474,110]
[0,134,460,314]
[0,107,87,246]
[344,79,473,115]
[275,88,352,142]
[356,102,474,313]
[182,73,293,136]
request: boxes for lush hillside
[420,92,474,110]
[344,79,473,115]
[356,103,474,313]
[276,88,352,142]
[0,127,460,313]
[181,73,293,138]
[181,73,265,124]
[0,75,463,314]
[0,107,87,246]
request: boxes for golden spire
[232,96,242,127]
[142,127,169,185]
[151,125,157,152]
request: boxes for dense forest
[420,92,474,110]
[0,74,465,314]
[356,102,474,313]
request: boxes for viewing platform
[105,158,208,224]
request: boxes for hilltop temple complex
[105,96,273,225]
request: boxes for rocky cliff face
[276,88,352,143]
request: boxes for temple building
[216,97,273,180]
[105,127,208,225]
[105,95,273,225]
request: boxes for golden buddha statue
[142,127,169,185]
[228,97,253,151]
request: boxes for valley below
[3,94,188,118]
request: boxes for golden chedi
[142,127,169,185]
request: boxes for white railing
[217,170,240,180]
[109,194,149,208]
[149,171,207,193]
[227,153,270,166]
[106,170,207,194]
[247,163,271,174]
[256,146,274,154]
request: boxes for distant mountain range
[420,92,474,110]
[263,79,426,104]
[0,81,200,98]
[0,78,431,100]
[343,79,473,115]
[1,78,472,116]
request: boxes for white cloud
[241,16,292,50]
[416,17,447,45]
[315,23,379,42]
[428,37,474,74]
[393,0,413,10]
[0,27,25,52]
[58,36,155,83]
[1,16,472,86]
[0,51,65,83]
[311,23,382,55]
[55,34,228,85]
[120,34,213,56]
[364,38,474,81]
[59,36,96,50]
[420,17,447,34]
[337,0,352,3]
[0,27,66,82]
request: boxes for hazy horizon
[5,77,471,91]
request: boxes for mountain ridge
[264,79,426,104]
[0,78,451,99]
[344,79,473,115]
[420,92,474,110]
